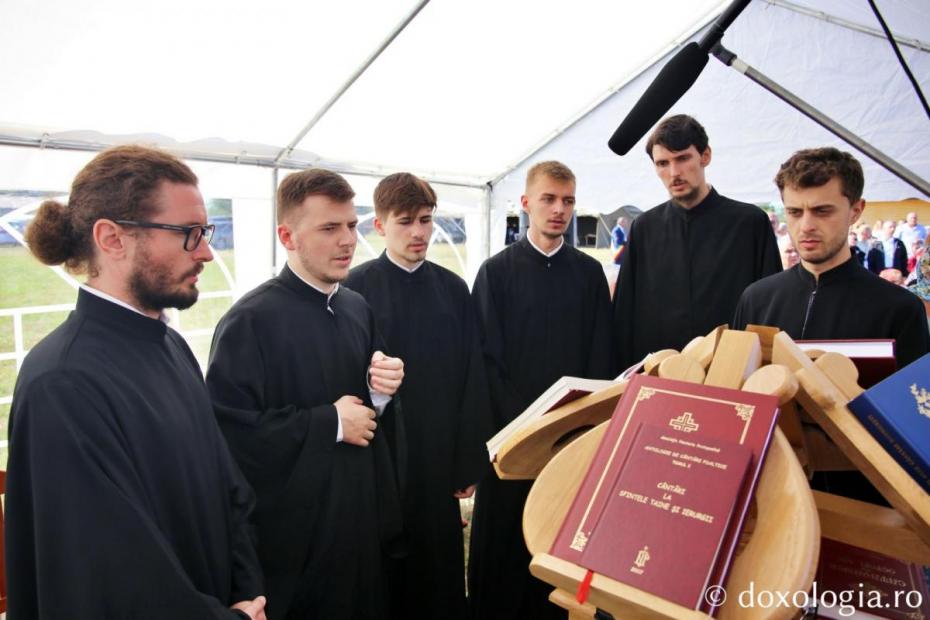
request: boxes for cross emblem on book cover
[670,412,699,433]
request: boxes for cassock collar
[525,233,565,258]
[670,186,720,219]
[382,250,425,273]
[74,288,168,341]
[279,263,340,311]
[80,284,169,324]
[795,255,863,288]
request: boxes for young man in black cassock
[206,169,407,620]
[344,173,493,620]
[468,161,614,620]
[733,147,930,501]
[613,114,782,369]
[733,147,929,370]
[6,146,266,619]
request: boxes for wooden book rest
[522,329,819,619]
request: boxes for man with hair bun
[7,145,266,619]
[613,114,782,369]
[468,160,613,619]
[345,172,493,620]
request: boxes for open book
[486,376,617,461]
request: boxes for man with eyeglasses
[7,145,266,619]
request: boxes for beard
[670,183,701,207]
[129,245,201,313]
[800,236,849,266]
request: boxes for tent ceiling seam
[485,1,729,188]
[0,133,487,190]
[764,0,930,52]
[274,0,431,164]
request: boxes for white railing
[0,290,235,450]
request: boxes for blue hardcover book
[847,352,930,495]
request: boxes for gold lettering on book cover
[570,531,589,552]
[670,412,699,433]
[911,384,930,420]
[570,386,757,550]
[734,404,754,422]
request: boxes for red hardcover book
[796,339,896,389]
[551,374,779,613]
[579,423,752,609]
[816,538,930,620]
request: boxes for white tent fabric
[0,0,927,267]
[489,0,930,255]
[0,0,727,183]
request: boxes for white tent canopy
[1,0,928,271]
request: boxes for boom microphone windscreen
[607,42,709,156]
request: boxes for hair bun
[24,199,76,266]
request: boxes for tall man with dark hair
[613,114,782,368]
[7,145,266,619]
[733,147,929,368]
[345,173,493,620]
[468,161,614,619]
[206,169,406,620]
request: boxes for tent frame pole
[274,0,431,164]
[712,43,930,198]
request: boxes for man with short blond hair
[207,168,406,620]
[468,160,613,619]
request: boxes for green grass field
[0,239,612,469]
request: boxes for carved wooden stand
[493,327,930,619]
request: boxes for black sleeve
[206,309,338,508]
[5,371,249,619]
[472,263,525,430]
[451,290,494,490]
[613,218,639,370]
[758,213,783,279]
[584,260,616,379]
[893,296,930,368]
[732,289,753,331]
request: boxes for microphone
[606,0,753,156]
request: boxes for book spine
[699,412,779,616]
[850,395,930,495]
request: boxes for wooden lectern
[494,327,930,619]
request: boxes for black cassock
[613,188,782,369]
[206,264,405,620]
[345,253,493,620]
[6,289,262,619]
[468,238,613,620]
[733,254,930,503]
[733,257,930,368]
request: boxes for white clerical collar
[288,262,340,304]
[80,284,169,324]
[385,251,425,273]
[527,233,564,258]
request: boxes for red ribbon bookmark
[576,569,594,604]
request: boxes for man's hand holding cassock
[335,395,378,447]
[368,350,404,396]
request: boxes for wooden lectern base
[524,420,818,619]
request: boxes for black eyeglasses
[115,220,215,251]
